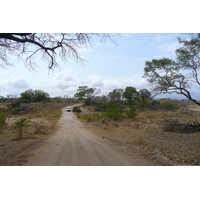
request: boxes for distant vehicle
[66,106,71,112]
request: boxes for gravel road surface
[24,106,158,166]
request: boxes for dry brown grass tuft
[137,134,146,145]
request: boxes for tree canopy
[20,89,50,103]
[74,86,100,104]
[108,88,124,102]
[0,33,115,70]
[143,34,200,106]
[123,86,138,104]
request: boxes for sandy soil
[23,106,163,166]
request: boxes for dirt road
[23,106,159,166]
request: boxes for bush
[15,118,27,139]
[73,106,82,112]
[105,102,123,121]
[163,119,200,133]
[163,119,182,132]
[7,101,21,109]
[94,103,107,112]
[34,122,50,135]
[159,99,178,111]
[0,112,6,125]
[81,113,103,122]
[126,105,137,119]
[0,112,6,133]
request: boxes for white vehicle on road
[66,106,71,112]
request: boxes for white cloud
[85,75,104,87]
[55,73,74,82]
[8,77,30,89]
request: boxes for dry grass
[78,105,200,166]
[0,102,72,165]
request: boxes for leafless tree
[0,33,116,71]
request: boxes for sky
[2,33,195,99]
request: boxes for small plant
[15,118,27,139]
[137,134,146,145]
[126,105,137,119]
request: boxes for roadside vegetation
[1,84,200,166]
[0,101,74,165]
[74,88,200,165]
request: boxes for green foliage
[20,92,32,103]
[80,113,104,122]
[126,105,137,119]
[19,89,50,103]
[108,88,124,102]
[132,97,142,106]
[79,102,123,122]
[15,118,27,139]
[143,34,200,106]
[159,99,178,111]
[7,101,21,108]
[139,89,151,106]
[94,103,107,112]
[123,86,138,104]
[34,90,50,103]
[74,86,99,104]
[73,106,82,112]
[105,102,122,121]
[0,112,6,133]
[0,113,6,125]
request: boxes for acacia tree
[143,34,200,106]
[108,88,124,102]
[20,89,50,103]
[74,86,100,104]
[139,89,151,106]
[123,86,138,104]
[0,33,115,70]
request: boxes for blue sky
[0,33,196,99]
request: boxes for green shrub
[73,106,82,112]
[7,101,21,109]
[105,102,122,121]
[0,112,6,125]
[15,118,27,139]
[159,99,178,111]
[81,113,103,122]
[126,105,137,119]
[0,112,6,133]
[94,103,107,112]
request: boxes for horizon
[0,33,199,101]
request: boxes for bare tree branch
[0,33,117,70]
